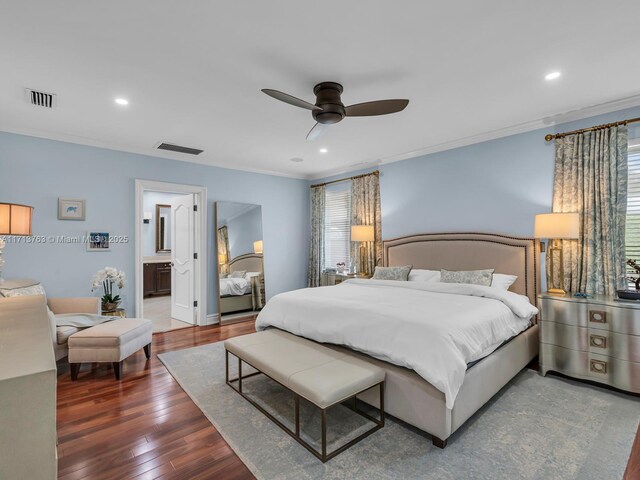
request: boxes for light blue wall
[142,191,184,258]
[0,132,310,314]
[315,106,640,289]
[226,206,263,259]
[318,106,640,239]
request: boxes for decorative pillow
[372,265,412,281]
[440,269,494,286]
[491,273,518,290]
[229,270,246,279]
[0,283,46,299]
[408,269,440,282]
[244,271,261,280]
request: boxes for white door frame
[134,179,207,325]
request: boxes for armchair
[48,297,101,361]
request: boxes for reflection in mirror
[215,202,265,324]
[156,204,172,253]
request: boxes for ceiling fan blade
[345,99,409,117]
[262,89,322,111]
[306,122,328,141]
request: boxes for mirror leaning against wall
[215,202,265,323]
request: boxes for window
[625,146,640,284]
[324,184,351,270]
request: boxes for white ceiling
[1,1,640,179]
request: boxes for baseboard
[203,314,220,326]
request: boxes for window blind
[324,187,351,270]
[625,148,640,284]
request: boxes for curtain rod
[310,170,379,189]
[544,116,640,141]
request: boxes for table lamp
[351,225,374,276]
[0,203,34,281]
[534,213,579,294]
[253,240,263,255]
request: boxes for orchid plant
[92,267,126,308]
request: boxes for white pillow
[229,270,246,279]
[244,271,261,280]
[491,273,518,290]
[408,269,440,282]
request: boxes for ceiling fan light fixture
[261,81,409,141]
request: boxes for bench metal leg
[225,348,385,463]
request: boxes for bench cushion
[68,318,152,363]
[225,329,384,408]
[68,318,151,348]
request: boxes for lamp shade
[253,240,263,254]
[218,253,228,265]
[534,213,579,239]
[351,225,374,242]
[0,203,33,236]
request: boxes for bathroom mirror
[215,202,265,323]
[155,204,171,253]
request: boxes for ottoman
[68,318,153,380]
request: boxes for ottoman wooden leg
[113,361,123,380]
[143,343,151,359]
[70,363,81,381]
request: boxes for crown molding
[4,92,640,184]
[0,124,309,180]
[308,93,640,180]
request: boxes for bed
[256,232,540,447]
[219,253,263,314]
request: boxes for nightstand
[103,308,126,318]
[320,272,374,286]
[539,292,640,393]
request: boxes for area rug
[158,342,639,480]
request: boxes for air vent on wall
[156,142,203,155]
[25,88,57,108]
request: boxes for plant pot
[617,290,640,301]
[102,301,120,312]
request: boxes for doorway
[135,180,207,332]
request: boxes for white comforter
[220,277,251,296]
[256,279,538,408]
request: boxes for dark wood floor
[56,321,257,480]
[57,321,640,479]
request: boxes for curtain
[307,185,326,287]
[217,226,229,275]
[350,172,383,274]
[549,125,628,294]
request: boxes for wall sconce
[143,212,152,224]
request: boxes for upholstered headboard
[228,253,263,273]
[383,232,540,311]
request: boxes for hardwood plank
[56,318,640,478]
[57,320,256,480]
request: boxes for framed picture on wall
[87,231,110,251]
[58,198,86,220]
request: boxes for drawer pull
[590,359,608,374]
[589,310,607,324]
[589,335,607,348]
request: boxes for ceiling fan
[262,82,409,140]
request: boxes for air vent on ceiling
[25,88,57,108]
[156,142,203,155]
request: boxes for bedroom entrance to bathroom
[134,180,207,333]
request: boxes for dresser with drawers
[539,293,640,393]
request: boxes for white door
[171,194,196,324]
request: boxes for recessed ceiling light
[319,148,328,154]
[545,72,561,81]
[290,157,304,163]
[115,98,129,105]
